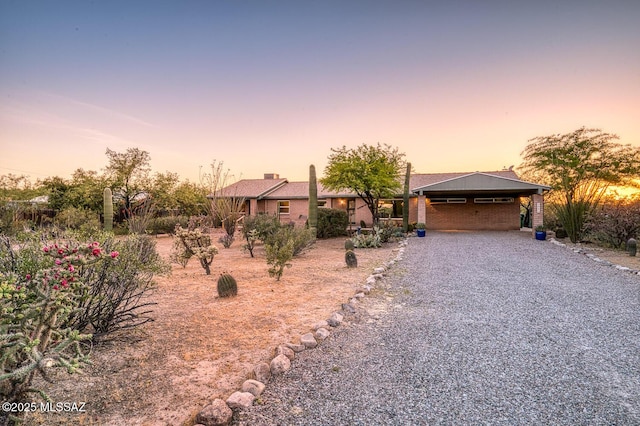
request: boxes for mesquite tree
[519,127,640,243]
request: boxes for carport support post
[531,192,544,235]
[417,194,426,225]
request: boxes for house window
[379,199,404,218]
[429,198,467,204]
[474,197,515,204]
[278,200,290,215]
[318,200,327,208]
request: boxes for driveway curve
[235,231,640,425]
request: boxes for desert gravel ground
[235,231,640,425]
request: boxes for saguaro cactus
[403,162,411,233]
[103,187,113,231]
[308,164,318,236]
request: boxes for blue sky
[1,0,639,182]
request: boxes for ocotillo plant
[403,162,411,233]
[103,187,113,232]
[308,164,318,237]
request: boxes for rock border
[549,237,640,275]
[194,238,408,426]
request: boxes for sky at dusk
[1,0,639,184]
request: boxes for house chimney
[264,173,279,180]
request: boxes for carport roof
[412,172,550,196]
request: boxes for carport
[412,172,550,231]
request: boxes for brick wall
[425,197,521,231]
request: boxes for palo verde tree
[519,127,640,243]
[321,143,405,226]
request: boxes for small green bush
[55,206,101,234]
[147,216,189,235]
[264,226,315,280]
[316,208,349,239]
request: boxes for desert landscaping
[19,230,399,426]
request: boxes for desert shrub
[54,206,101,234]
[585,197,640,248]
[172,225,218,275]
[64,235,170,339]
[0,202,31,236]
[0,239,118,409]
[264,226,315,280]
[126,199,155,235]
[316,208,348,239]
[243,214,281,242]
[147,215,189,235]
[218,234,234,249]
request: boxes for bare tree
[199,161,246,247]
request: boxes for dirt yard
[22,231,397,426]
[559,239,640,271]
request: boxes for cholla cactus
[0,242,117,406]
[172,225,219,275]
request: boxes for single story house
[214,170,550,232]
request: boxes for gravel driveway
[235,231,640,425]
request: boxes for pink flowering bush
[0,240,117,407]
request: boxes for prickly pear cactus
[345,239,355,251]
[217,273,238,297]
[628,238,637,257]
[103,187,113,232]
[345,250,357,268]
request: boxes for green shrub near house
[316,208,348,239]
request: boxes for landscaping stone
[342,303,356,314]
[373,267,386,274]
[254,362,271,383]
[285,342,306,353]
[365,276,377,285]
[226,391,255,409]
[276,345,295,360]
[327,312,344,327]
[312,320,329,330]
[315,327,330,341]
[300,332,318,348]
[361,285,372,294]
[196,399,233,426]
[242,379,266,397]
[354,292,365,299]
[270,354,291,375]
